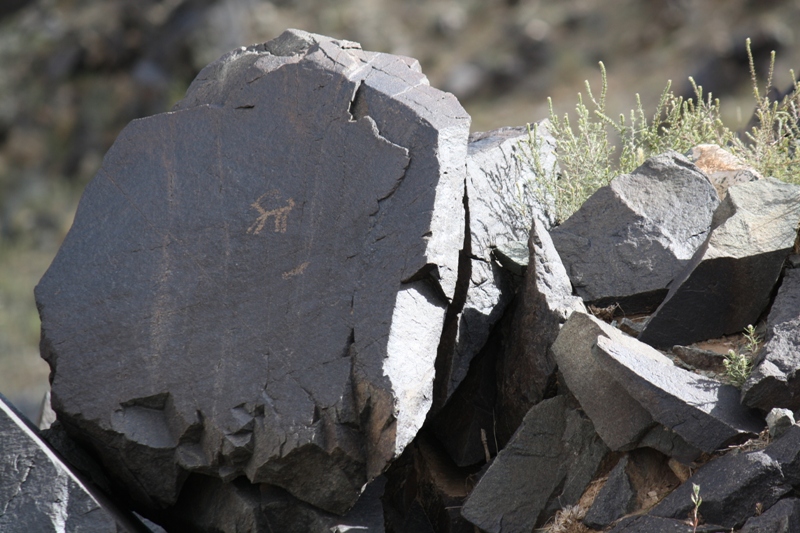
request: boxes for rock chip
[742,267,800,411]
[0,395,144,532]
[35,30,469,515]
[651,451,790,529]
[593,332,764,453]
[461,395,609,532]
[551,151,718,313]
[639,178,800,348]
[740,497,800,533]
[766,408,795,439]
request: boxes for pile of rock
[4,30,800,533]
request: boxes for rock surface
[0,394,143,532]
[35,29,469,515]
[639,178,800,348]
[460,395,608,532]
[651,451,790,529]
[593,332,764,453]
[551,151,718,313]
[583,455,635,529]
[743,267,800,411]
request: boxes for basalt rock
[550,151,718,314]
[639,178,800,348]
[742,266,800,411]
[495,217,584,442]
[740,497,800,533]
[434,124,555,407]
[651,450,790,529]
[35,29,470,516]
[0,395,145,532]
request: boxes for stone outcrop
[742,265,800,411]
[640,178,800,348]
[740,497,800,532]
[35,29,469,516]
[551,151,718,313]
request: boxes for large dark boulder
[0,395,145,532]
[551,151,718,313]
[740,497,800,532]
[742,265,800,411]
[35,29,470,517]
[639,178,800,348]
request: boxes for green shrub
[524,38,800,223]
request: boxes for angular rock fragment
[551,312,661,452]
[743,267,800,411]
[651,451,790,529]
[640,178,800,348]
[435,124,556,405]
[766,408,795,439]
[593,333,764,453]
[496,218,584,441]
[740,497,800,533]
[492,239,529,275]
[551,151,718,313]
[686,143,761,198]
[0,395,143,532]
[764,424,800,488]
[162,474,386,533]
[35,30,469,515]
[461,395,609,532]
[583,455,636,529]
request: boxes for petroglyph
[247,193,295,235]
[282,261,310,280]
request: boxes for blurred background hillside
[3,0,800,420]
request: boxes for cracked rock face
[35,29,469,516]
[0,395,137,532]
[551,151,718,313]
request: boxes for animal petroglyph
[282,261,310,280]
[247,193,295,235]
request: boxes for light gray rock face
[593,333,764,453]
[496,218,584,440]
[743,267,800,411]
[640,178,800,348]
[0,395,142,533]
[461,395,609,532]
[551,151,718,312]
[651,451,790,529]
[35,30,470,515]
[435,124,556,405]
[686,143,762,199]
[740,497,800,533]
